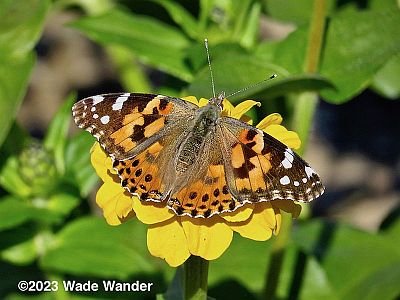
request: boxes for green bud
[18,141,58,196]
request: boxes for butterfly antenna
[226,74,278,98]
[204,38,216,99]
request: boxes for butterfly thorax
[175,104,220,174]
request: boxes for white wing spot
[93,114,99,119]
[91,107,96,112]
[305,166,316,178]
[82,112,86,118]
[294,181,300,187]
[92,96,104,105]
[100,115,110,124]
[281,148,294,169]
[112,95,129,111]
[302,177,307,183]
[280,175,290,185]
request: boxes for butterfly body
[72,93,324,218]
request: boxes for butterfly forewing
[72,93,197,160]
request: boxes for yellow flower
[91,97,302,267]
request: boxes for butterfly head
[208,91,225,109]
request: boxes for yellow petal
[220,204,254,222]
[256,113,283,130]
[181,216,233,260]
[263,124,301,149]
[182,96,199,106]
[273,206,282,235]
[198,98,209,107]
[229,202,276,241]
[147,218,190,267]
[231,100,261,119]
[96,182,135,226]
[133,198,174,225]
[221,98,235,116]
[91,143,116,181]
[272,200,302,219]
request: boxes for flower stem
[263,0,328,299]
[183,255,209,300]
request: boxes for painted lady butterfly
[72,91,324,218]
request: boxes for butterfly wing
[73,93,198,202]
[218,117,324,208]
[72,93,197,160]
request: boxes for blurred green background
[0,0,399,299]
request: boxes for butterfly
[72,92,324,218]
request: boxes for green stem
[263,1,328,299]
[263,212,292,299]
[183,255,209,300]
[293,0,328,153]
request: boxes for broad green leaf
[0,196,33,230]
[0,55,35,148]
[70,9,193,81]
[41,217,158,279]
[149,0,199,39]
[368,0,398,11]
[0,196,65,231]
[55,0,115,15]
[208,234,272,292]
[293,220,400,299]
[1,236,37,265]
[298,256,338,300]
[64,132,98,197]
[44,93,76,175]
[0,0,50,146]
[0,0,50,58]
[320,9,400,103]
[47,193,80,217]
[187,50,289,100]
[343,262,400,300]
[263,0,336,25]
[372,54,400,99]
[188,48,333,102]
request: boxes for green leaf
[209,234,271,292]
[0,196,33,230]
[343,262,400,300]
[44,92,76,175]
[47,193,80,217]
[187,48,333,102]
[264,0,336,25]
[64,132,98,197]
[293,220,400,299]
[149,0,199,39]
[371,54,400,99]
[0,54,35,148]
[297,256,338,300]
[1,236,37,265]
[0,0,50,146]
[0,196,62,231]
[41,217,158,279]
[0,0,50,58]
[187,50,289,100]
[320,9,400,103]
[70,8,193,81]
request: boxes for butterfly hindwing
[219,117,324,204]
